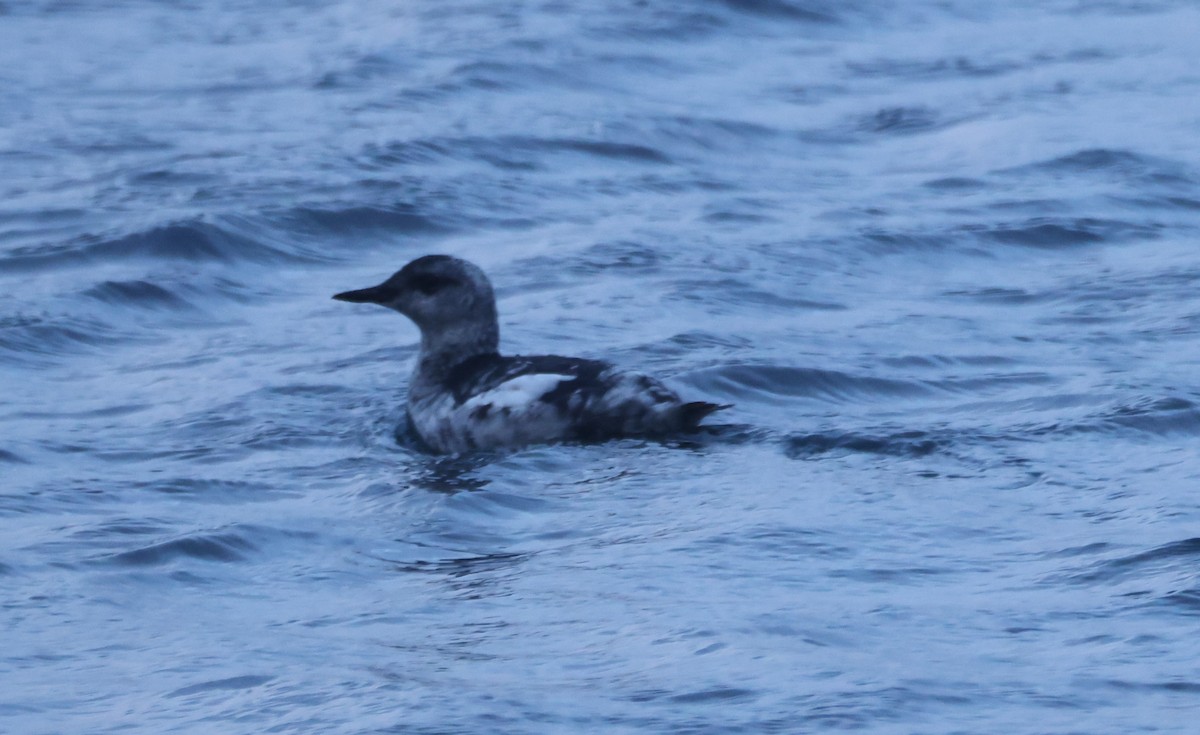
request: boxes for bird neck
[413,319,500,386]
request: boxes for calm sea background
[3,1,1200,733]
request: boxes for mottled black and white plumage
[333,255,727,454]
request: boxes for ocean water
[3,0,1200,732]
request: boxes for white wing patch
[463,373,574,411]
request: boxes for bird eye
[409,273,456,295]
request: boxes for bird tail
[678,401,732,431]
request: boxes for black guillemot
[333,255,727,454]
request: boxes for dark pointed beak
[333,283,393,305]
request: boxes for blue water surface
[3,1,1200,732]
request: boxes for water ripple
[0,313,150,367]
[785,430,946,459]
[688,364,1054,404]
[973,217,1160,248]
[166,675,274,699]
[280,204,452,236]
[999,148,1196,187]
[1057,538,1200,586]
[360,134,672,173]
[0,448,29,464]
[103,531,257,567]
[82,280,199,311]
[0,219,312,272]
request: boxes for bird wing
[444,354,612,406]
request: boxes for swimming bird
[333,255,728,454]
